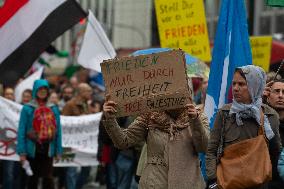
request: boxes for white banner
[0,97,102,167]
[61,113,101,153]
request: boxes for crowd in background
[0,67,143,189]
[0,65,283,189]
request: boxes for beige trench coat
[103,111,209,189]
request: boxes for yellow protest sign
[250,36,272,72]
[155,0,211,62]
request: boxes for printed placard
[101,50,191,117]
[155,0,211,62]
[250,36,272,72]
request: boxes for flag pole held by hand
[273,59,284,81]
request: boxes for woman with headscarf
[206,65,281,189]
[103,92,209,188]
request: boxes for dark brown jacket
[103,111,209,189]
[62,96,89,116]
[279,120,284,146]
[206,104,281,189]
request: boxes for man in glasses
[268,79,284,143]
[267,79,284,189]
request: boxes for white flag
[78,10,116,72]
[15,67,44,103]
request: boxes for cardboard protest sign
[101,50,191,117]
[250,36,272,72]
[155,0,211,62]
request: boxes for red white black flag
[0,0,87,85]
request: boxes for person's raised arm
[102,95,148,149]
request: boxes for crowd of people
[102,65,284,189]
[0,67,147,189]
[0,64,283,189]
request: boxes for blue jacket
[278,149,284,181]
[16,79,63,158]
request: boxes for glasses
[271,88,284,95]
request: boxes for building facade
[1,0,282,53]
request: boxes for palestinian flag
[38,45,69,68]
[0,0,87,85]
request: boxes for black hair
[234,68,246,80]
[62,84,75,92]
[273,78,284,83]
[23,89,32,95]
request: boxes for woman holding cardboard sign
[103,88,209,189]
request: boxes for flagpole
[273,59,284,81]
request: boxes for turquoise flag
[205,0,252,127]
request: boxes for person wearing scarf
[102,93,209,188]
[206,65,281,189]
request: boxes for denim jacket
[278,149,284,181]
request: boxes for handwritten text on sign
[101,50,191,117]
[155,0,211,62]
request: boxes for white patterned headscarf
[229,65,275,140]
